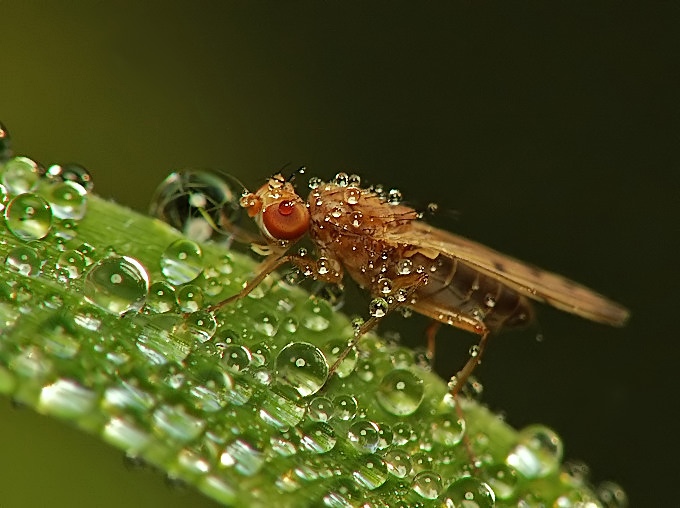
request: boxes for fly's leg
[448,328,490,397]
[425,320,442,363]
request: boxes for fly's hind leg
[448,326,491,397]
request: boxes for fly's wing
[385,222,629,327]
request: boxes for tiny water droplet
[375,369,424,416]
[377,277,393,295]
[56,249,86,279]
[396,258,413,275]
[369,297,389,318]
[83,256,150,316]
[301,298,332,332]
[220,345,252,372]
[300,422,337,454]
[306,396,334,422]
[431,413,466,447]
[185,310,217,342]
[344,187,361,205]
[484,463,518,500]
[275,342,329,397]
[46,163,94,191]
[160,239,204,285]
[387,188,403,204]
[252,312,279,337]
[308,176,323,189]
[4,193,52,240]
[332,172,349,187]
[597,481,628,508]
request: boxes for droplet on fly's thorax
[149,169,244,242]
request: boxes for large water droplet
[39,378,97,419]
[146,281,176,313]
[375,369,424,416]
[220,439,264,476]
[4,193,52,240]
[84,256,150,316]
[5,245,42,276]
[352,454,388,490]
[275,342,329,397]
[440,477,496,508]
[56,249,86,279]
[506,424,563,479]
[160,239,204,285]
[300,422,337,454]
[431,413,466,447]
[43,180,88,219]
[411,470,442,500]
[1,156,39,194]
[348,420,380,453]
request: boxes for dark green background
[1,2,677,506]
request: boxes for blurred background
[1,2,677,506]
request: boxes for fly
[207,171,629,394]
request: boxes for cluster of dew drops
[0,122,627,507]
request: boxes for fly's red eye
[262,200,310,240]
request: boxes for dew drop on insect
[350,210,363,228]
[84,256,150,316]
[43,181,88,219]
[396,258,413,275]
[440,477,496,508]
[431,413,466,447]
[469,344,481,358]
[275,342,329,397]
[332,172,349,187]
[387,188,403,204]
[307,176,323,189]
[322,338,357,378]
[369,297,389,318]
[221,345,252,373]
[333,394,357,421]
[411,471,443,500]
[596,481,629,508]
[352,454,388,490]
[1,156,39,194]
[300,421,337,454]
[377,277,393,295]
[146,281,176,313]
[306,396,334,422]
[5,245,42,277]
[176,284,204,313]
[484,294,497,308]
[4,193,53,240]
[375,369,424,416]
[344,187,361,205]
[185,310,217,342]
[347,420,380,453]
[506,424,563,479]
[160,239,203,285]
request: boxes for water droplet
[344,187,361,205]
[333,394,357,421]
[411,470,442,500]
[146,281,176,313]
[275,342,329,397]
[441,477,496,508]
[332,172,349,187]
[259,385,306,429]
[72,305,103,331]
[220,345,252,372]
[396,258,413,275]
[5,245,42,276]
[160,239,204,285]
[301,298,332,331]
[0,184,9,212]
[352,454,388,490]
[176,284,204,313]
[84,256,150,316]
[306,396,334,422]
[300,421,337,454]
[220,439,264,476]
[484,463,518,500]
[248,342,271,367]
[506,424,563,478]
[308,176,323,189]
[375,369,424,416]
[377,277,393,295]
[322,338,357,378]
[431,413,466,447]
[152,404,205,443]
[185,310,217,342]
[348,420,380,453]
[56,249,86,279]
[43,181,88,219]
[596,481,628,508]
[150,169,243,241]
[252,311,279,337]
[1,156,39,194]
[4,192,52,240]
[383,448,411,479]
[39,378,97,418]
[369,297,389,318]
[387,188,403,204]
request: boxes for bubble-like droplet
[396,258,413,275]
[39,378,97,418]
[160,239,204,285]
[368,298,388,318]
[383,448,411,478]
[4,193,52,240]
[484,463,518,500]
[146,281,176,313]
[506,424,563,479]
[441,477,496,508]
[185,310,217,342]
[322,338,357,378]
[56,249,86,279]
[375,369,424,416]
[352,454,388,490]
[275,342,329,397]
[176,284,204,313]
[220,345,252,373]
[43,181,88,219]
[301,298,332,332]
[83,256,150,316]
[348,420,380,453]
[411,470,442,500]
[332,172,349,187]
[431,413,466,447]
[300,422,337,454]
[306,396,334,422]
[46,163,94,191]
[253,312,279,337]
[220,439,264,476]
[5,245,42,276]
[150,169,243,241]
[596,481,628,508]
[1,156,39,194]
[333,394,357,421]
[392,422,415,446]
[344,187,362,205]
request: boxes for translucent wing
[385,221,629,327]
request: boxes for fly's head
[240,173,310,244]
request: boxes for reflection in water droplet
[368,297,388,318]
[43,181,88,219]
[384,448,411,478]
[300,422,337,454]
[411,470,442,500]
[160,239,204,285]
[348,420,380,453]
[220,345,252,373]
[375,369,424,416]
[506,424,563,479]
[322,338,357,378]
[431,413,466,447]
[1,156,39,194]
[352,454,388,490]
[301,298,332,332]
[176,284,204,313]
[484,463,518,500]
[220,439,264,476]
[84,256,150,316]
[185,310,217,342]
[39,378,97,418]
[46,163,94,191]
[253,312,279,337]
[4,193,53,240]
[333,394,357,421]
[275,342,329,397]
[5,245,42,276]
[56,249,86,279]
[146,281,176,313]
[441,477,496,508]
[306,396,334,422]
